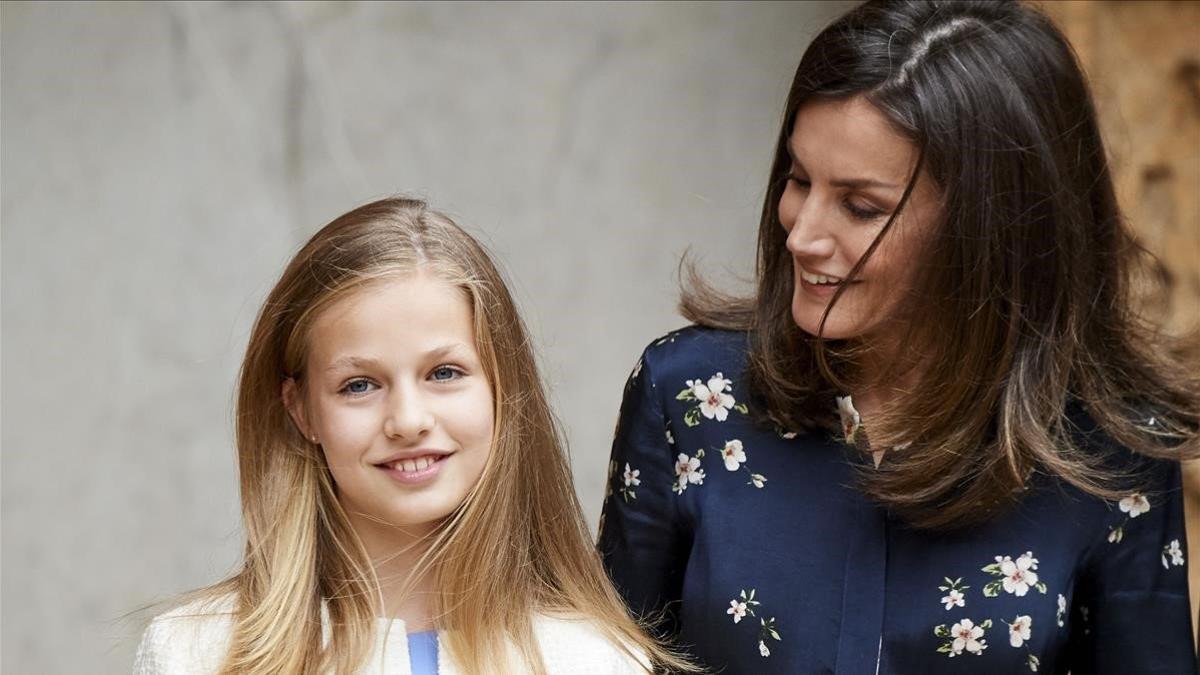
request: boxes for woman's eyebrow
[787,141,901,191]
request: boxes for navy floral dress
[599,327,1194,674]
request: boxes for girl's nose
[384,391,435,441]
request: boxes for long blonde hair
[183,197,689,673]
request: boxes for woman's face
[779,96,941,343]
[284,273,494,538]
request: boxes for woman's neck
[347,511,440,631]
[850,330,925,415]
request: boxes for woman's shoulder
[637,325,752,384]
[134,594,236,674]
[532,613,651,673]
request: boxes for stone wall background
[0,1,854,672]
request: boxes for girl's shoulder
[532,613,651,673]
[134,594,236,675]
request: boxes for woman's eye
[845,199,886,221]
[430,366,461,382]
[340,379,376,395]
[786,173,811,188]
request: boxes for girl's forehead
[306,275,477,365]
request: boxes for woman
[599,1,1198,673]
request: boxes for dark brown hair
[682,0,1199,529]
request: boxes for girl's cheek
[462,384,496,445]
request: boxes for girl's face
[285,274,494,536]
[779,96,941,343]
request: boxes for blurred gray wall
[0,1,853,672]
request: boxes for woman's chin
[792,297,848,340]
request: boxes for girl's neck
[348,511,440,631]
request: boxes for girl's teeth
[389,456,440,473]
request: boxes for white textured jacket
[134,597,649,675]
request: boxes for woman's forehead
[789,97,917,184]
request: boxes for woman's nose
[783,198,836,260]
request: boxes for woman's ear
[282,378,316,443]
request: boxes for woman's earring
[311,434,319,444]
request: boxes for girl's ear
[282,378,314,442]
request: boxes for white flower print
[672,452,705,494]
[1119,493,1151,518]
[836,395,862,444]
[1028,654,1041,671]
[1001,554,1040,596]
[934,618,990,657]
[727,589,780,658]
[1056,594,1067,628]
[982,551,1046,597]
[1109,493,1152,545]
[676,373,747,426]
[1008,615,1032,648]
[1162,539,1185,569]
[952,620,987,656]
[617,462,640,502]
[749,473,767,488]
[942,589,965,611]
[727,599,748,624]
[622,463,641,487]
[692,374,734,421]
[665,427,675,446]
[937,577,969,610]
[721,439,747,471]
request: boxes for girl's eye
[340,378,377,396]
[430,365,462,382]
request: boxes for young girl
[135,198,689,674]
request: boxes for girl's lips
[376,454,448,485]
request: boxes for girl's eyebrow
[323,343,473,372]
[325,355,384,373]
[786,140,901,191]
[427,342,473,360]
